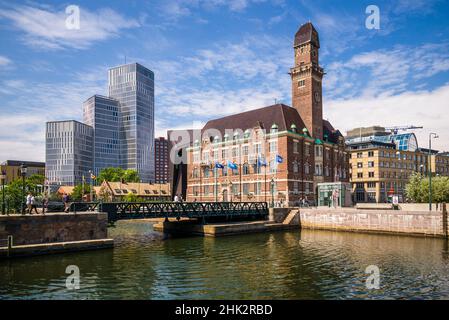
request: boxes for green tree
[97,167,140,183]
[406,173,449,203]
[71,184,91,201]
[26,174,45,186]
[5,179,38,213]
[124,193,139,203]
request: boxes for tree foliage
[71,184,91,201]
[4,178,39,213]
[405,173,449,203]
[97,168,140,183]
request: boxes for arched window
[204,167,210,178]
[244,129,251,139]
[271,123,278,134]
[243,163,250,175]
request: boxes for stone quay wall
[0,213,108,246]
[299,206,448,238]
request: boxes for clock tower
[290,22,324,139]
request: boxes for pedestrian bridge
[70,202,269,223]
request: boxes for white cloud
[324,42,449,99]
[0,5,140,50]
[325,83,449,152]
[0,68,107,162]
[0,55,12,67]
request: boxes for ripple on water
[1,222,449,299]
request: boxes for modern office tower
[45,120,94,186]
[108,63,155,182]
[154,137,169,184]
[83,95,120,177]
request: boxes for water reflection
[1,221,449,299]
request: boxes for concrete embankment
[0,212,114,258]
[299,205,448,238]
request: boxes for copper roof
[294,22,320,48]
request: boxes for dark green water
[1,220,449,299]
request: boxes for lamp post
[1,170,6,215]
[270,178,275,208]
[20,164,27,215]
[429,133,439,211]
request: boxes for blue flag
[215,162,224,169]
[227,160,238,170]
[258,156,267,167]
[276,155,283,163]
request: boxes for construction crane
[385,125,423,135]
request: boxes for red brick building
[154,137,169,184]
[185,22,349,205]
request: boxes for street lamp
[429,133,438,211]
[270,178,275,208]
[20,163,27,215]
[1,170,6,215]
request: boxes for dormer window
[194,139,200,147]
[271,123,278,134]
[244,129,251,139]
[214,136,220,144]
[290,124,297,133]
[233,132,239,140]
[302,128,309,136]
[223,134,229,142]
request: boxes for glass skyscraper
[45,120,94,186]
[83,95,120,177]
[108,63,155,182]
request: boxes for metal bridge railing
[68,201,268,222]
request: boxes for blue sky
[1,0,449,161]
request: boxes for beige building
[346,127,449,203]
[0,160,45,184]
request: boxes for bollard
[7,235,13,258]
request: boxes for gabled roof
[202,104,306,138]
[323,120,343,144]
[294,22,320,48]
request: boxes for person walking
[26,193,32,214]
[42,194,49,214]
[30,194,39,214]
[63,193,70,213]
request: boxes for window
[357,152,363,158]
[368,151,374,157]
[357,172,363,178]
[298,79,306,87]
[243,163,250,175]
[357,162,363,168]
[254,182,262,195]
[293,141,299,153]
[242,145,249,156]
[243,183,250,195]
[269,140,277,153]
[222,149,227,159]
[315,145,323,157]
[367,182,376,189]
[293,162,299,173]
[368,172,375,178]
[368,161,375,168]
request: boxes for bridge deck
[71,202,269,222]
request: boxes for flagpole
[264,164,267,203]
[215,166,218,202]
[199,165,203,202]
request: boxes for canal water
[1,220,449,299]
